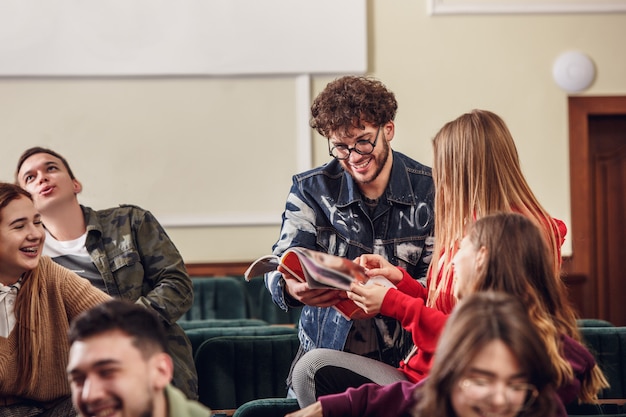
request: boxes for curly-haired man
[265,75,435,398]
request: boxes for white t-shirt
[43,230,107,292]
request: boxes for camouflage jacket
[82,204,198,399]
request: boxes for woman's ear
[475,246,488,272]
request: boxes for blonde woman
[428,109,566,313]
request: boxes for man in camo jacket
[16,146,198,400]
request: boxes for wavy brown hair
[413,291,557,417]
[310,75,397,138]
[0,183,44,394]
[466,213,608,403]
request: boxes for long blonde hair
[0,183,45,393]
[428,109,563,310]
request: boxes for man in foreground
[67,299,211,417]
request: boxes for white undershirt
[43,229,89,258]
[0,279,21,338]
[43,230,106,291]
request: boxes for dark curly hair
[310,75,398,138]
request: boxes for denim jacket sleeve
[265,178,318,311]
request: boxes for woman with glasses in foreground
[412,291,555,417]
[288,213,607,417]
[289,291,557,417]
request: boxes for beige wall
[1,0,625,262]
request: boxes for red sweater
[379,272,446,382]
[379,217,567,383]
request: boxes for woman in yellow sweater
[0,182,110,417]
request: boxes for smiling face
[451,340,531,417]
[329,121,393,191]
[67,329,172,417]
[0,196,44,285]
[16,152,82,214]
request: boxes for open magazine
[244,247,396,320]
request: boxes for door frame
[567,96,626,319]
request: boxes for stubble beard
[356,135,391,185]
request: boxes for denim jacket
[266,151,435,358]
[81,205,198,399]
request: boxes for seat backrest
[181,277,250,321]
[178,318,268,331]
[233,398,300,417]
[186,325,297,357]
[577,318,616,328]
[245,276,302,325]
[195,333,300,410]
[579,326,626,399]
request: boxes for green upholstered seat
[245,276,302,325]
[232,398,300,417]
[579,326,626,400]
[179,318,268,331]
[181,277,250,321]
[195,333,300,411]
[577,318,616,328]
[186,325,297,357]
[568,404,626,417]
[567,327,626,416]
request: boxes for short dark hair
[15,146,77,183]
[68,300,168,359]
[310,75,398,139]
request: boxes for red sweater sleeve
[395,267,428,299]
[380,288,448,353]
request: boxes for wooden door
[567,97,626,326]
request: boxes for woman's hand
[347,281,391,315]
[285,401,323,417]
[355,254,403,284]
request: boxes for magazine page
[281,248,368,319]
[244,247,396,320]
[244,255,280,281]
[294,248,367,290]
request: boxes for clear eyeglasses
[328,126,381,160]
[458,377,539,409]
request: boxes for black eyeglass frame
[327,126,381,161]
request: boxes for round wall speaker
[552,51,596,93]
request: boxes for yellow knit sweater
[0,257,111,405]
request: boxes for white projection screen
[0,0,367,76]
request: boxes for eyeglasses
[328,126,381,160]
[459,377,538,409]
